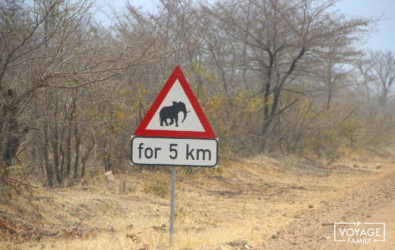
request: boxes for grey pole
[169,167,176,247]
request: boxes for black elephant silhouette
[159,101,187,127]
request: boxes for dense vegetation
[1,0,394,189]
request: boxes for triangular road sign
[134,66,216,138]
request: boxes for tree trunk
[3,118,19,167]
[261,57,275,150]
[65,93,75,178]
[52,99,62,183]
[326,83,333,110]
[43,118,54,187]
[65,117,72,177]
[73,125,80,179]
[2,91,26,167]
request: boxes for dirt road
[263,164,395,250]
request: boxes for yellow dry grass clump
[0,153,392,249]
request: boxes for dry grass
[1,153,393,249]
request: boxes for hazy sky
[95,0,395,52]
[335,0,395,52]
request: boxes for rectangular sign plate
[131,136,218,167]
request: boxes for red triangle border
[134,66,216,138]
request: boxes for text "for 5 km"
[131,137,218,167]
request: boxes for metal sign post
[130,66,218,248]
[169,167,176,247]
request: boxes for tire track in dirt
[263,167,395,250]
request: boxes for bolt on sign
[131,66,218,167]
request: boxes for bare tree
[0,0,97,168]
[1,0,389,189]
[371,51,395,106]
[309,34,358,110]
[357,50,395,107]
[204,0,372,150]
[1,0,178,187]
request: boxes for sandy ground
[264,162,395,250]
[0,153,394,249]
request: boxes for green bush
[142,175,170,198]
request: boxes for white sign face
[146,80,205,132]
[131,136,218,167]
